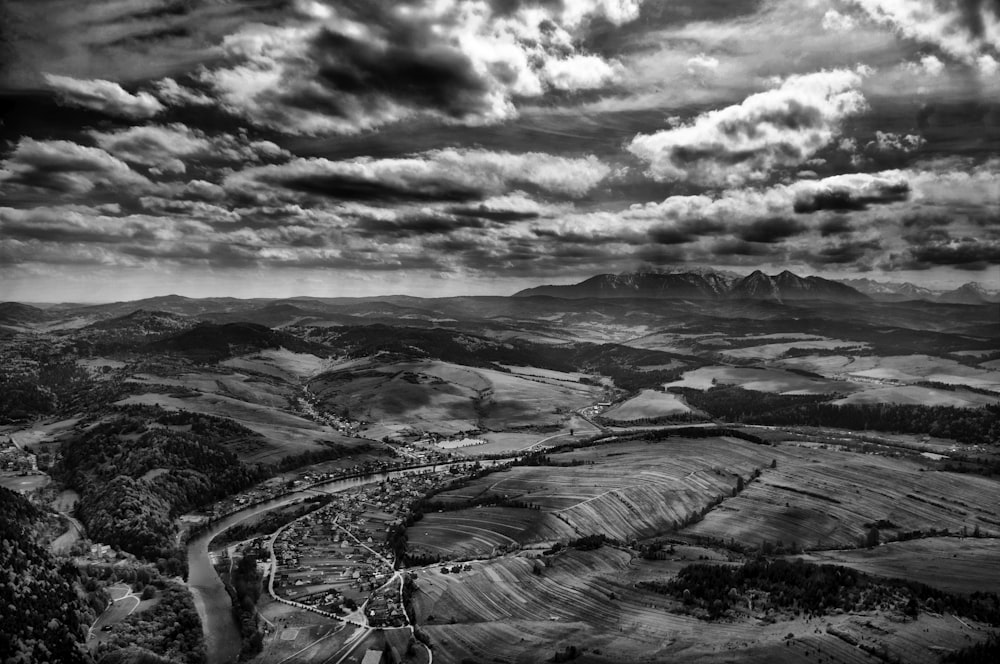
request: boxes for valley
[1,270,997,664]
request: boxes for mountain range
[514,270,870,303]
[515,270,999,304]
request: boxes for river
[185,462,482,664]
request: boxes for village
[231,468,460,628]
[194,448,457,524]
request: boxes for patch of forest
[641,558,1000,623]
[97,583,205,664]
[674,385,1000,445]
[0,486,95,664]
[55,407,269,565]
[145,322,332,362]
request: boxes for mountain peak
[514,269,867,303]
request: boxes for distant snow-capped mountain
[842,279,999,303]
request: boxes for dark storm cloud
[194,0,637,134]
[819,217,853,236]
[809,239,882,265]
[448,206,541,223]
[737,217,804,243]
[648,217,726,245]
[911,239,1000,266]
[357,214,485,238]
[712,238,771,256]
[793,180,910,213]
[270,172,483,204]
[308,21,493,122]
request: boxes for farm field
[412,548,992,664]
[601,389,693,421]
[795,537,1000,596]
[250,600,360,664]
[408,507,575,559]
[664,366,857,394]
[683,445,1000,550]
[408,437,781,551]
[0,473,50,492]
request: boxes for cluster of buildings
[0,437,37,474]
[269,471,453,619]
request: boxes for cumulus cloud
[867,131,926,153]
[792,172,911,213]
[844,0,1000,64]
[627,68,870,187]
[0,138,153,195]
[822,9,858,32]
[154,78,215,106]
[89,124,289,174]
[198,0,639,134]
[44,74,164,119]
[227,149,611,202]
[544,55,623,91]
[685,53,720,75]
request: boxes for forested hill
[0,487,94,664]
[55,407,269,565]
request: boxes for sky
[0,0,998,301]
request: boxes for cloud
[844,0,1000,64]
[197,0,639,134]
[43,73,164,119]
[627,68,869,187]
[889,237,1000,270]
[792,172,910,213]
[867,131,925,153]
[89,124,289,174]
[227,148,611,202]
[822,10,857,32]
[819,217,854,236]
[154,78,215,106]
[737,216,805,243]
[0,138,153,195]
[685,53,720,75]
[543,55,623,91]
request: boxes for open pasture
[838,354,1000,389]
[664,366,856,394]
[414,548,990,664]
[115,392,365,463]
[833,384,999,407]
[602,389,693,421]
[131,370,295,409]
[310,359,600,435]
[221,349,330,382]
[721,339,868,360]
[684,445,1000,550]
[797,537,1000,596]
[778,354,1000,390]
